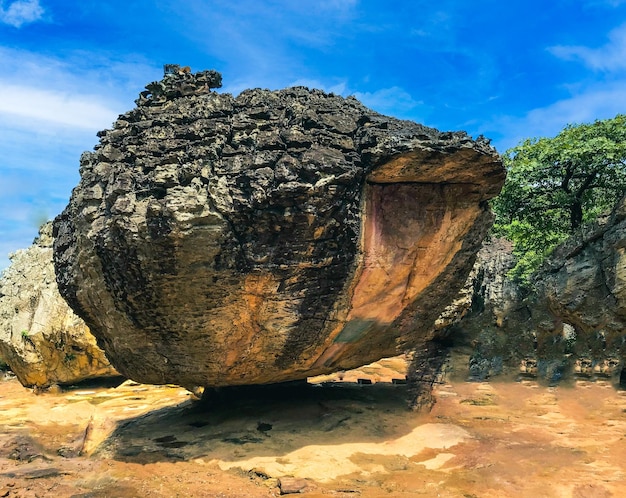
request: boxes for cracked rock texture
[0,223,118,387]
[540,196,626,338]
[448,197,626,383]
[53,72,504,389]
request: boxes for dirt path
[1,360,625,497]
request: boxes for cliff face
[536,196,626,380]
[0,223,118,387]
[449,197,626,384]
[540,197,626,338]
[53,70,504,389]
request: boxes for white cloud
[489,82,626,151]
[0,46,156,96]
[0,47,156,134]
[502,21,626,152]
[549,23,626,71]
[0,0,44,27]
[0,48,155,270]
[354,86,424,118]
[0,83,119,130]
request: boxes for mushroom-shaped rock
[53,73,504,389]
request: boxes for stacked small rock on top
[136,64,222,105]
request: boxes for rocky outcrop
[53,69,504,390]
[541,197,625,335]
[449,197,626,384]
[443,239,529,381]
[403,238,519,406]
[536,196,626,380]
[0,223,118,387]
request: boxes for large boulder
[53,70,504,390]
[0,223,118,387]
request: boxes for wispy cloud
[0,47,155,269]
[354,87,424,119]
[549,23,626,71]
[0,0,44,27]
[0,47,155,134]
[488,20,626,151]
[0,83,119,130]
[488,81,626,151]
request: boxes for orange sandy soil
[1,357,625,497]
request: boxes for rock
[136,65,222,106]
[540,196,626,338]
[444,238,528,381]
[449,196,626,383]
[80,413,117,456]
[4,434,47,462]
[278,476,313,494]
[0,223,118,388]
[22,467,65,479]
[406,340,449,411]
[535,195,626,379]
[403,241,506,405]
[53,69,504,389]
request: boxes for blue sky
[1,0,626,271]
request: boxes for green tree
[492,114,626,283]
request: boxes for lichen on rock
[53,69,505,390]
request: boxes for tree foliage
[492,114,626,284]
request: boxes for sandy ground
[1,358,626,497]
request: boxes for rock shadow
[95,381,418,465]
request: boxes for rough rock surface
[0,223,118,387]
[403,239,517,406]
[536,195,626,381]
[53,70,504,389]
[443,238,529,380]
[449,197,626,383]
[541,196,626,340]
